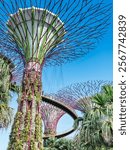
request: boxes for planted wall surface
[8,65,43,150]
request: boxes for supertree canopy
[7,8,65,65]
[52,81,112,112]
[0,0,112,149]
[0,0,112,66]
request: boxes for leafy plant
[0,56,13,129]
[74,85,113,150]
[44,138,75,150]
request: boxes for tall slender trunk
[8,62,43,150]
[44,122,57,138]
[43,113,65,138]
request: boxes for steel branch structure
[0,0,112,66]
[52,81,112,112]
[0,0,112,149]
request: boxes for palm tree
[92,85,113,148]
[74,84,113,150]
[0,104,13,129]
[0,56,13,128]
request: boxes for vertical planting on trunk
[8,62,43,150]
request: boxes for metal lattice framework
[51,80,112,112]
[0,0,112,67]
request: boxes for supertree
[0,0,112,149]
[41,93,78,138]
[52,80,112,112]
[41,102,65,138]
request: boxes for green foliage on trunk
[8,68,43,150]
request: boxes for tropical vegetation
[74,84,113,150]
[44,85,113,150]
[0,56,13,129]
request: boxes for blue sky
[0,0,112,149]
[42,25,113,93]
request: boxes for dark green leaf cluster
[44,138,75,150]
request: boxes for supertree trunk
[8,62,43,150]
[43,112,64,138]
[41,102,65,138]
